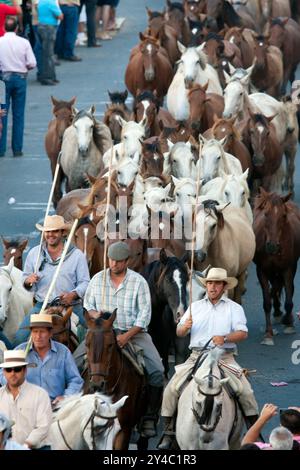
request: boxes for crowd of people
[0,0,121,157]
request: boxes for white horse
[165,141,197,179]
[176,348,243,450]
[49,393,128,450]
[0,258,33,343]
[60,106,112,191]
[102,117,147,168]
[200,170,253,222]
[194,201,255,303]
[198,137,243,184]
[167,43,222,121]
[172,176,197,223]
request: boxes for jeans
[37,24,57,81]
[0,73,27,156]
[81,0,97,46]
[14,301,86,346]
[32,25,42,78]
[55,5,79,59]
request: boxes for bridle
[192,373,223,432]
[57,399,117,450]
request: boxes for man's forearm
[126,326,142,340]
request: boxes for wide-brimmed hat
[198,267,238,290]
[0,350,29,368]
[23,313,53,330]
[36,215,70,232]
[107,241,130,261]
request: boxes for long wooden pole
[189,140,202,318]
[34,160,61,273]
[101,145,114,308]
[25,218,78,356]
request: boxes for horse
[1,237,28,270]
[125,33,173,105]
[44,96,76,207]
[172,176,197,223]
[206,0,257,30]
[60,106,112,192]
[48,393,128,450]
[142,248,189,375]
[140,138,165,178]
[187,83,224,137]
[165,0,191,46]
[176,348,243,449]
[165,141,197,179]
[167,43,222,121]
[146,8,180,66]
[200,32,242,72]
[84,310,147,450]
[56,188,91,222]
[281,96,299,196]
[250,33,283,98]
[267,17,300,94]
[194,200,256,303]
[45,305,78,353]
[0,258,33,344]
[73,210,102,277]
[253,189,300,345]
[103,103,131,144]
[224,27,256,68]
[204,115,252,174]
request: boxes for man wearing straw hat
[0,349,52,449]
[84,240,165,438]
[14,215,90,345]
[2,313,83,406]
[158,267,259,449]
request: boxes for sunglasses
[4,366,25,373]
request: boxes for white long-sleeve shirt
[0,32,36,73]
[0,381,52,448]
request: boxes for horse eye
[211,223,217,231]
[176,192,179,197]
[242,191,245,196]
[217,156,221,160]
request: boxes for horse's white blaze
[141,100,150,122]
[146,44,153,54]
[192,27,198,34]
[259,42,264,47]
[257,125,264,134]
[173,269,184,314]
[10,248,16,255]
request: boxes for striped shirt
[84,269,152,331]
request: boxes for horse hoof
[283,326,296,334]
[261,337,274,346]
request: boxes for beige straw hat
[36,215,70,232]
[198,267,238,290]
[23,313,53,330]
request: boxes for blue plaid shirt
[84,268,152,331]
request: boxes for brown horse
[187,83,224,137]
[267,17,300,94]
[223,26,256,68]
[103,103,131,144]
[158,120,191,152]
[146,8,180,66]
[253,189,300,345]
[201,32,242,70]
[140,138,164,178]
[206,0,257,30]
[1,237,28,270]
[204,115,252,175]
[165,0,191,46]
[44,96,76,208]
[46,305,78,352]
[146,209,186,258]
[183,0,207,20]
[125,33,173,105]
[250,33,283,98]
[84,310,147,450]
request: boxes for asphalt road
[0,0,300,445]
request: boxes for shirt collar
[108,268,130,287]
[204,293,229,306]
[30,339,57,353]
[5,380,28,396]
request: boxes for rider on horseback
[84,241,164,438]
[158,267,259,449]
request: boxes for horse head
[1,236,28,270]
[85,309,118,393]
[139,33,160,82]
[192,348,229,436]
[73,107,96,156]
[47,306,73,348]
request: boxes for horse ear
[69,96,76,106]
[111,395,129,413]
[51,96,59,106]
[115,115,126,128]
[177,41,186,55]
[223,70,231,84]
[216,202,230,213]
[199,134,207,146]
[1,236,10,249]
[110,308,117,324]
[158,119,164,132]
[159,248,168,264]
[242,168,249,180]
[139,116,148,129]
[219,135,227,147]
[73,107,80,116]
[139,32,146,42]
[146,6,152,17]
[6,257,14,272]
[202,81,209,92]
[164,182,172,194]
[19,239,28,252]
[246,58,256,76]
[88,105,96,115]
[171,175,180,187]
[282,17,289,26]
[167,139,174,151]
[86,173,97,185]
[123,90,128,101]
[266,113,277,123]
[227,62,236,76]
[63,306,73,325]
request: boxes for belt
[192,347,235,353]
[2,71,27,78]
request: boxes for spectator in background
[55,0,81,61]
[80,0,99,47]
[0,16,36,158]
[0,1,22,37]
[269,427,294,450]
[37,0,63,85]
[31,0,42,81]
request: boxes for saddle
[218,360,244,396]
[121,342,145,376]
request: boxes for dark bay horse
[1,237,28,270]
[46,305,78,353]
[187,83,224,137]
[84,310,147,450]
[125,33,173,105]
[142,248,189,375]
[253,189,300,345]
[44,96,76,207]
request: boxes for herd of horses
[1,0,300,450]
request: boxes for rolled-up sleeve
[74,251,90,299]
[25,41,37,70]
[22,248,36,289]
[83,274,99,312]
[63,348,84,396]
[26,389,52,448]
[231,304,248,333]
[134,279,152,329]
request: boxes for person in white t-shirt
[158,267,259,450]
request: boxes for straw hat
[36,215,70,232]
[198,267,238,290]
[23,313,53,330]
[0,350,29,368]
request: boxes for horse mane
[135,90,159,105]
[205,32,224,43]
[142,139,161,154]
[93,121,113,155]
[253,113,268,125]
[167,2,184,13]
[255,191,287,211]
[108,91,127,104]
[77,216,95,229]
[149,10,163,18]
[2,238,23,248]
[202,199,225,228]
[223,0,243,26]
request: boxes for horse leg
[283,147,296,197]
[53,167,64,209]
[137,436,148,450]
[234,271,247,304]
[271,276,283,323]
[281,265,296,332]
[256,266,274,344]
[113,428,131,450]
